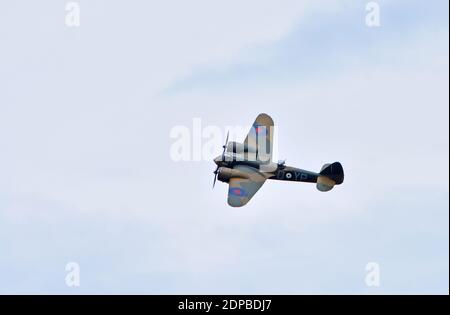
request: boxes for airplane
[213,113,344,207]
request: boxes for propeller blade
[215,131,229,187]
[221,131,229,161]
[213,166,219,188]
[223,131,229,149]
[213,173,217,188]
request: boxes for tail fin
[316,162,344,192]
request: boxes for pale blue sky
[0,1,448,294]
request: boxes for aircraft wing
[244,113,274,163]
[227,165,267,207]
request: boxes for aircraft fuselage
[214,155,319,184]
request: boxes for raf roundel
[255,125,268,136]
[229,187,247,197]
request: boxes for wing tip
[256,113,274,126]
[227,198,248,207]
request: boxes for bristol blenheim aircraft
[213,113,344,207]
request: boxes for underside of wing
[227,165,267,207]
[244,113,274,163]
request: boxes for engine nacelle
[217,167,250,183]
[226,142,257,154]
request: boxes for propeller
[213,131,230,188]
[221,131,229,161]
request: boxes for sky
[0,0,448,294]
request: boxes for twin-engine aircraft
[213,113,344,207]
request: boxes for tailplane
[316,162,344,192]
